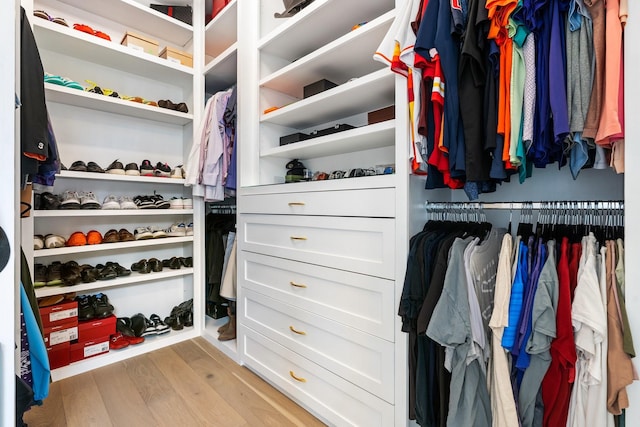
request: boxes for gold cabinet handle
[289,370,307,383]
[290,236,307,241]
[289,325,306,335]
[288,202,306,206]
[290,281,307,288]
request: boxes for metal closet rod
[424,200,624,210]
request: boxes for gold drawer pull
[290,281,307,288]
[290,236,307,241]
[289,370,307,383]
[289,325,306,335]
[288,202,306,206]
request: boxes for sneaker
[165,222,186,237]
[102,194,120,210]
[80,192,101,209]
[106,159,125,175]
[182,198,193,209]
[170,165,184,179]
[133,195,155,209]
[60,190,81,209]
[119,196,137,210]
[185,222,194,236]
[93,293,115,318]
[76,295,95,320]
[169,197,184,209]
[134,227,153,240]
[66,231,87,246]
[69,160,87,172]
[125,162,140,176]
[154,162,171,178]
[34,235,45,250]
[87,161,105,173]
[139,160,154,176]
[44,234,66,248]
[149,226,167,239]
[151,194,170,209]
[86,230,103,245]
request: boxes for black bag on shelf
[150,4,193,25]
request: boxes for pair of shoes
[60,191,101,209]
[34,234,66,250]
[34,11,69,27]
[161,256,192,269]
[43,73,82,90]
[76,293,114,320]
[140,313,170,337]
[131,258,163,274]
[68,160,105,173]
[170,165,185,179]
[218,306,236,341]
[115,318,146,343]
[102,195,137,210]
[165,223,187,237]
[158,100,189,113]
[103,228,135,243]
[133,194,170,209]
[154,162,171,177]
[133,226,166,240]
[34,192,61,210]
[169,197,193,209]
[94,262,130,280]
[73,23,111,41]
[164,299,193,331]
[33,262,64,287]
[66,230,103,246]
[105,160,141,175]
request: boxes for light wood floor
[24,337,326,427]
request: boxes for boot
[218,312,236,341]
[217,307,232,333]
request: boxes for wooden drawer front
[243,289,394,403]
[240,188,395,217]
[242,328,395,427]
[240,214,394,278]
[241,252,394,341]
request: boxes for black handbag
[150,4,193,25]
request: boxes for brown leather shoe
[103,229,119,243]
[118,228,135,242]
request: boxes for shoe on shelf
[164,311,184,331]
[148,257,163,272]
[93,293,115,318]
[185,222,194,236]
[131,259,151,274]
[66,231,87,247]
[33,264,48,287]
[60,190,81,209]
[105,261,131,277]
[80,265,99,283]
[133,195,155,209]
[39,192,61,210]
[76,295,95,320]
[180,256,193,268]
[118,228,135,242]
[86,230,103,245]
[154,162,171,178]
[97,265,117,281]
[169,197,184,209]
[80,192,101,209]
[165,223,187,237]
[125,162,140,176]
[162,257,182,269]
[45,262,64,286]
[86,161,105,173]
[61,261,81,286]
[130,313,147,337]
[170,165,184,179]
[106,160,125,175]
[134,227,153,240]
[151,194,170,209]
[139,160,154,176]
[103,229,119,243]
[109,333,130,350]
[149,314,170,335]
[116,317,136,336]
[69,160,88,172]
[44,234,65,249]
[34,235,45,250]
[123,335,145,345]
[38,295,65,308]
[149,226,167,239]
[119,196,137,210]
[182,198,193,209]
[102,194,120,210]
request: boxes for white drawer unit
[243,289,394,403]
[241,252,394,341]
[241,188,395,217]
[242,328,395,427]
[240,214,395,279]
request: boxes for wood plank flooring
[24,338,326,427]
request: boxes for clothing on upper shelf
[400,207,635,427]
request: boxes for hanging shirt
[582,0,605,140]
[502,240,528,350]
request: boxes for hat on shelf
[274,0,315,18]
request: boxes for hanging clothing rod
[424,201,624,210]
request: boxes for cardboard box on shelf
[39,300,78,328]
[43,321,78,347]
[70,337,110,363]
[120,31,160,55]
[159,47,193,67]
[78,315,116,342]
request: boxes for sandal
[44,73,84,90]
[33,10,69,27]
[73,23,112,41]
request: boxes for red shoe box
[39,300,78,328]
[46,342,70,370]
[77,315,116,342]
[70,337,110,363]
[43,321,79,347]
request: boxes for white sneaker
[134,227,153,240]
[169,197,184,209]
[44,234,66,248]
[60,190,81,209]
[185,222,194,236]
[80,192,101,209]
[149,226,167,239]
[165,223,187,237]
[182,198,193,209]
[119,196,137,210]
[170,165,184,179]
[102,194,120,210]
[34,235,44,250]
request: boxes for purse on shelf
[150,4,193,25]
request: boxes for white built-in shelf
[262,120,395,159]
[259,0,394,62]
[56,170,186,185]
[259,11,394,98]
[50,327,199,381]
[204,43,237,94]
[56,0,193,47]
[33,19,194,85]
[204,0,237,57]
[34,209,193,218]
[35,268,194,298]
[44,83,193,125]
[242,174,396,194]
[34,236,193,258]
[261,69,394,128]
[202,316,238,362]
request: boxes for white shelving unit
[33,236,193,258]
[55,170,186,184]
[34,209,194,217]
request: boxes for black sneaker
[106,159,125,175]
[154,162,171,177]
[69,160,88,172]
[133,195,155,209]
[140,160,154,176]
[93,293,114,318]
[125,162,140,176]
[87,161,105,173]
[150,194,170,209]
[76,295,95,320]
